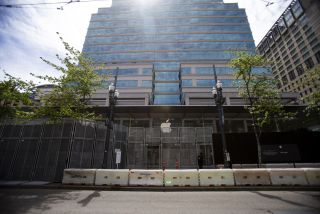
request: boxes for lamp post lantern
[212,66,230,168]
[102,69,119,169]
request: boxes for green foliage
[230,52,295,129]
[31,33,103,122]
[0,70,35,119]
[299,65,320,116]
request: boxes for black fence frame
[0,119,128,182]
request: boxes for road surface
[0,189,319,214]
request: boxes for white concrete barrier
[129,169,163,186]
[164,169,198,187]
[295,163,320,168]
[233,169,271,186]
[264,163,294,168]
[269,169,308,186]
[95,169,129,186]
[199,169,234,186]
[62,169,96,185]
[303,168,320,186]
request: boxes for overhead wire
[0,0,108,9]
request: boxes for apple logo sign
[161,119,172,133]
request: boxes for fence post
[66,119,76,168]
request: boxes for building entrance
[127,127,214,169]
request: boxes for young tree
[32,33,102,122]
[299,65,320,116]
[230,52,295,167]
[0,70,35,119]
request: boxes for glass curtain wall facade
[83,0,256,106]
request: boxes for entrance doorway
[146,145,160,169]
[196,143,214,168]
[127,127,214,169]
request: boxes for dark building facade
[81,0,299,168]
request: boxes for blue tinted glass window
[101,80,112,88]
[95,69,110,75]
[252,67,271,74]
[195,67,213,75]
[182,80,192,87]
[87,25,252,36]
[155,83,179,92]
[220,80,234,87]
[86,33,253,44]
[117,69,139,76]
[196,80,215,87]
[142,80,152,87]
[155,72,179,81]
[154,62,180,70]
[143,68,152,75]
[95,69,139,76]
[215,67,235,74]
[117,80,138,88]
[85,42,255,53]
[182,67,191,75]
[154,95,180,105]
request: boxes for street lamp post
[212,66,230,168]
[102,83,119,169]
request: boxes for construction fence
[0,119,127,182]
[0,119,215,182]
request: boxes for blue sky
[0,0,291,83]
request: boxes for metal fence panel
[92,140,105,168]
[10,139,39,180]
[180,144,197,168]
[127,144,145,168]
[180,128,196,143]
[162,143,180,169]
[0,139,20,179]
[54,139,72,182]
[81,139,94,168]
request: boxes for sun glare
[136,0,159,7]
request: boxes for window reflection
[284,10,294,27]
[155,83,179,92]
[291,1,303,18]
[195,67,213,75]
[117,80,138,88]
[155,72,179,80]
[182,67,191,74]
[182,80,192,87]
[142,80,152,87]
[196,80,215,87]
[143,68,152,75]
[154,95,180,105]
[278,18,287,34]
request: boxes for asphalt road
[0,189,319,214]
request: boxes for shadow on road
[0,189,80,214]
[77,191,101,207]
[251,191,320,211]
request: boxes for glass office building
[83,0,257,106]
[82,0,298,168]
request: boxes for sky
[0,0,291,83]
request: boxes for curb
[1,183,320,192]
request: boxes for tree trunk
[251,117,262,168]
